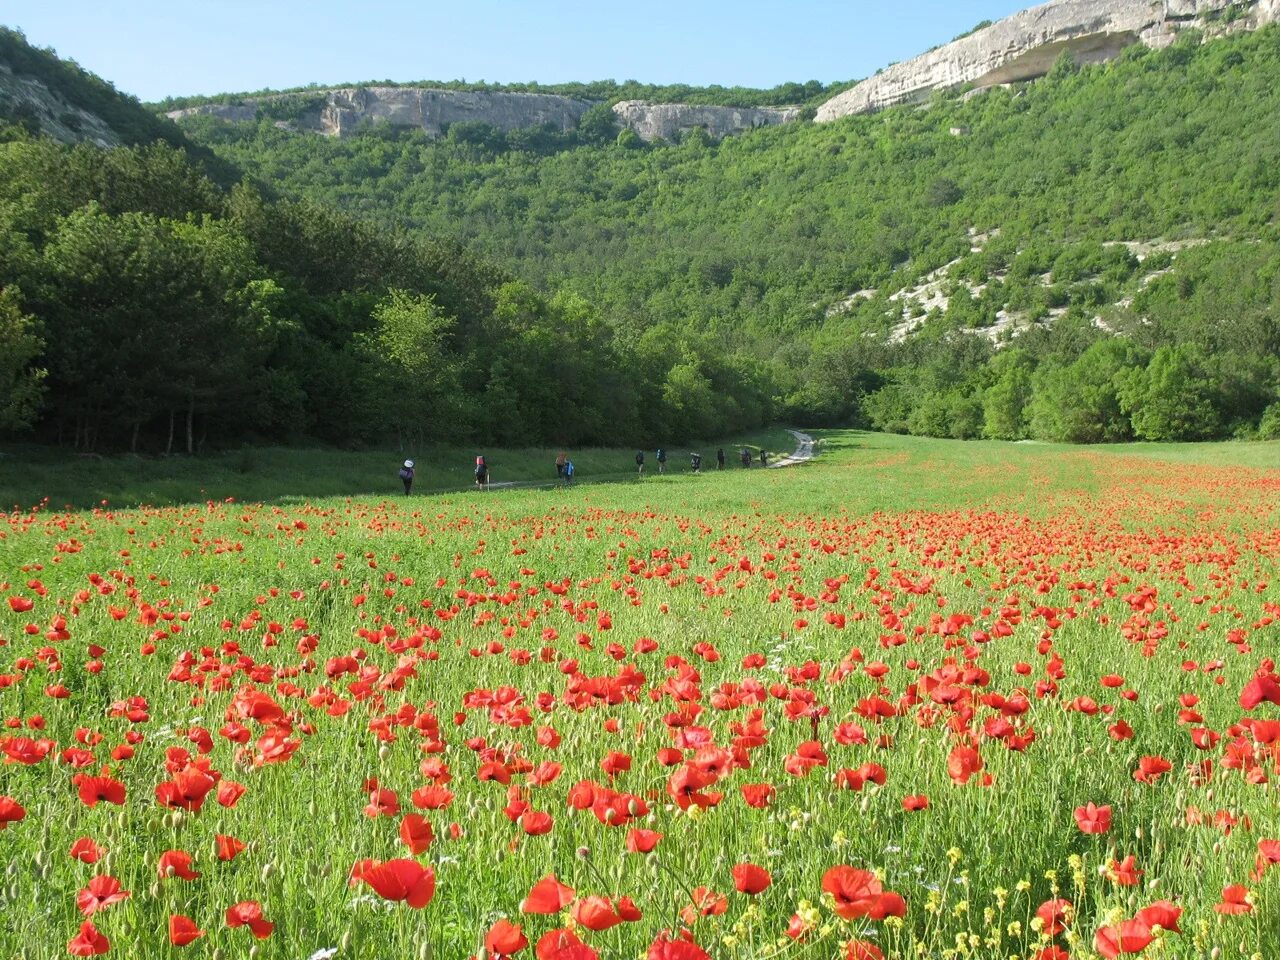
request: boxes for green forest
[3,24,1280,450]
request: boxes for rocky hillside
[167,87,799,143]
[817,0,1280,119]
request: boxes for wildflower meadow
[1,432,1278,960]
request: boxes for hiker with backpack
[759,449,769,467]
[716,448,726,470]
[475,455,489,490]
[636,451,645,477]
[398,459,415,495]
[564,459,575,485]
[555,451,567,480]
[740,448,752,468]
[656,448,668,475]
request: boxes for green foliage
[0,286,44,430]
[1118,345,1220,441]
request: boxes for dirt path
[768,430,815,468]
[471,431,814,492]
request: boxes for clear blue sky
[9,0,1030,102]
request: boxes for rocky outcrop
[169,87,594,136]
[0,62,120,146]
[611,101,800,141]
[817,0,1280,121]
[167,87,803,141]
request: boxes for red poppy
[226,900,275,938]
[521,810,554,835]
[522,873,576,914]
[1036,898,1072,936]
[1214,884,1250,914]
[731,863,771,895]
[902,794,929,811]
[1074,802,1111,834]
[535,928,596,960]
[400,814,434,854]
[821,866,906,920]
[360,859,437,909]
[155,768,215,811]
[845,940,885,960]
[69,837,104,864]
[1094,918,1153,958]
[216,834,246,861]
[1135,901,1181,933]
[67,920,109,956]
[1107,854,1142,886]
[76,875,130,916]
[626,828,662,853]
[76,774,126,807]
[647,929,711,960]
[168,914,204,946]
[739,783,775,808]
[572,895,622,931]
[0,795,23,829]
[158,849,201,881]
[485,918,528,955]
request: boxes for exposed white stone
[816,0,1280,121]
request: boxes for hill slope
[173,26,1280,440]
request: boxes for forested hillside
[175,26,1280,442]
[3,25,1280,450]
[0,31,777,452]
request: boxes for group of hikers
[634,447,767,476]
[397,445,769,495]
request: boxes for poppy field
[1,432,1279,960]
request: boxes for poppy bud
[340,931,352,952]
[262,862,275,881]
[212,949,225,960]
[249,946,260,960]
[576,846,590,860]
[379,745,390,761]
[418,942,432,960]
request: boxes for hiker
[759,449,769,467]
[564,459,575,485]
[690,452,702,473]
[635,451,645,476]
[555,451,567,480]
[740,448,751,468]
[474,455,488,490]
[716,448,726,470]
[398,459,415,496]
[656,448,667,475]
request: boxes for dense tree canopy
[3,26,1280,448]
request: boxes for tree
[1119,344,1220,441]
[0,287,45,432]
[982,349,1034,440]
[357,289,458,448]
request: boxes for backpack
[656,448,666,461]
[636,452,644,464]
[398,467,411,481]
[565,461,575,478]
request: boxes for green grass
[0,428,796,511]
[0,430,1277,959]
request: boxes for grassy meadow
[0,431,1278,959]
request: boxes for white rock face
[817,0,1280,121]
[166,87,801,142]
[168,87,594,136]
[0,62,121,146]
[610,101,801,141]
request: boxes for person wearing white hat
[398,459,415,496]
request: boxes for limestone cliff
[0,62,121,146]
[816,0,1280,121]
[167,87,800,142]
[611,101,800,141]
